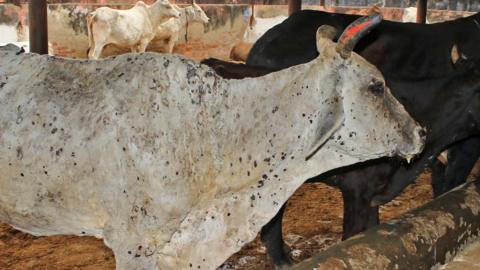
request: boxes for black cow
[205,10,480,268]
[200,58,273,79]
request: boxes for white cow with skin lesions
[87,0,180,59]
[0,15,424,270]
[155,2,210,53]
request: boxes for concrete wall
[0,3,253,59]
[0,3,475,60]
[48,4,252,59]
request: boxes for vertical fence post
[288,0,302,16]
[416,0,428,24]
[29,0,49,54]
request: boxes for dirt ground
[0,170,433,270]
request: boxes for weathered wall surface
[0,4,27,43]
[0,3,253,59]
[49,4,249,59]
[1,0,480,10]
[0,3,475,60]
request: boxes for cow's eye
[368,79,384,96]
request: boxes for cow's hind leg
[260,204,293,269]
[89,43,106,60]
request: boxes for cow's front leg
[166,33,178,53]
[431,158,446,197]
[136,38,151,53]
[89,42,106,60]
[102,222,158,270]
[340,184,378,239]
[433,137,480,197]
[260,204,293,269]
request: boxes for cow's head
[306,14,425,162]
[186,2,209,24]
[152,0,181,20]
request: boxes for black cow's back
[246,10,358,70]
[247,10,480,80]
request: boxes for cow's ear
[305,101,345,160]
[185,6,194,16]
[316,25,337,54]
[451,44,460,65]
[451,44,469,67]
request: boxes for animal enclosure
[0,1,479,270]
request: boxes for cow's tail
[86,12,95,57]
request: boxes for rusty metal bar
[290,178,480,270]
[416,0,428,24]
[28,0,48,54]
[288,0,302,16]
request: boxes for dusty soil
[0,170,433,270]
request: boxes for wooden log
[290,178,480,270]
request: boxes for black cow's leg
[341,185,376,239]
[442,137,480,193]
[431,158,446,197]
[431,137,480,197]
[367,205,379,228]
[260,204,292,268]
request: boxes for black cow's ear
[451,44,469,68]
[451,44,460,65]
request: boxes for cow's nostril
[419,128,427,138]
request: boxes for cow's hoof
[272,244,294,269]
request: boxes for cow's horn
[336,13,382,59]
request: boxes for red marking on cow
[340,20,373,43]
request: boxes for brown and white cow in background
[155,2,210,53]
[0,15,424,269]
[86,0,180,59]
